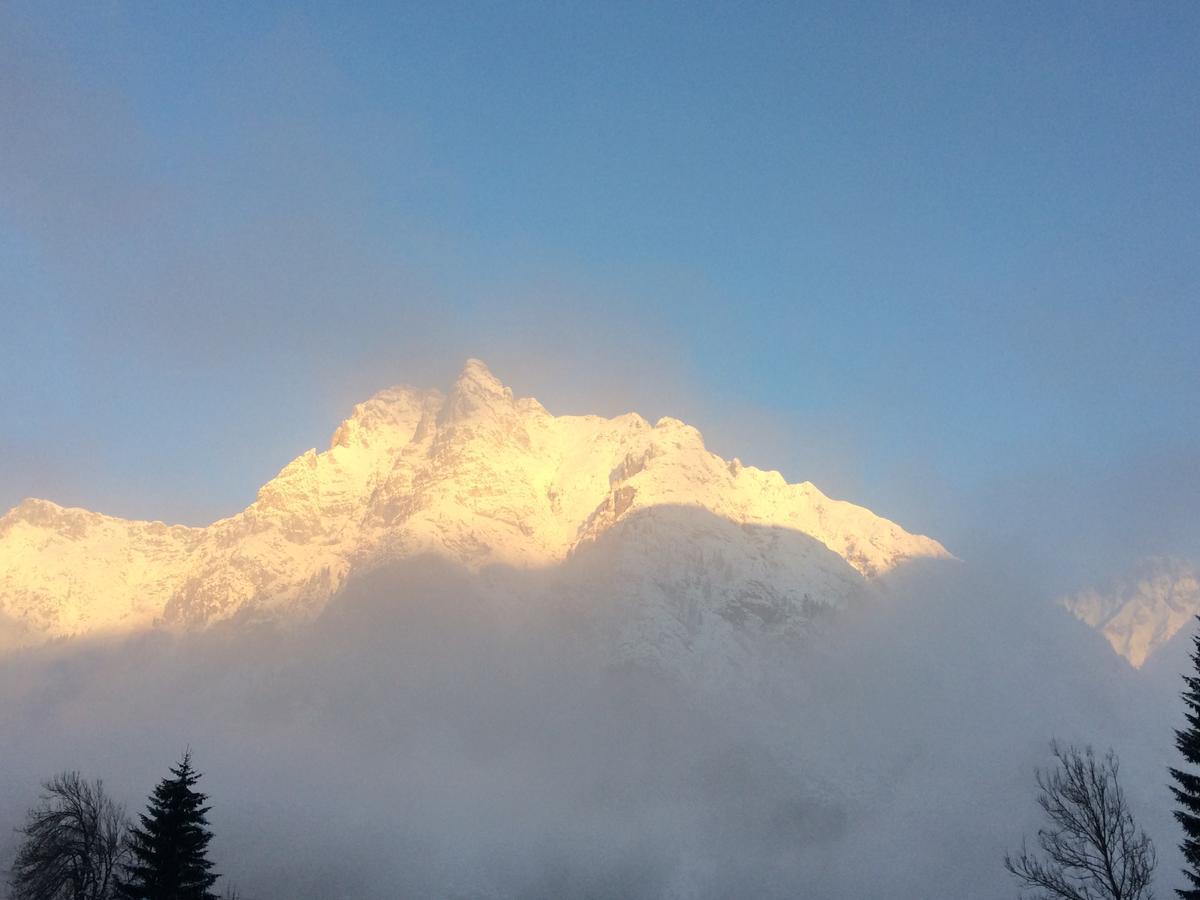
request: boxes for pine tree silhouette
[1171,619,1200,899]
[118,752,219,900]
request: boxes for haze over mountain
[0,360,1188,898]
[1062,557,1200,669]
[0,360,948,670]
[6,358,1186,677]
[2,1,1196,895]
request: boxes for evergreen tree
[117,753,219,900]
[1171,618,1200,899]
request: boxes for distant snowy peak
[1062,557,1200,668]
[0,359,951,647]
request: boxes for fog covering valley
[0,545,1181,899]
[0,367,1189,898]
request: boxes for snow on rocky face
[1061,557,1200,668]
[0,360,950,659]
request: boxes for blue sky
[1,1,1197,589]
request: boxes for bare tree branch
[1005,742,1155,900]
[8,771,131,900]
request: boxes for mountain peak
[443,358,514,421]
[1062,556,1200,667]
[0,361,951,649]
[455,358,508,395]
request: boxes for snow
[1061,557,1200,668]
[0,360,951,653]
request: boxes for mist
[3,4,1197,897]
[0,546,1182,899]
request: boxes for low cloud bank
[0,556,1184,898]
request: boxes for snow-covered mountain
[0,360,950,664]
[1061,557,1200,668]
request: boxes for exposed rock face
[1062,557,1200,668]
[0,360,950,662]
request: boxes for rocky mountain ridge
[0,360,951,661]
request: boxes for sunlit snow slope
[0,360,950,650]
[1062,557,1200,668]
